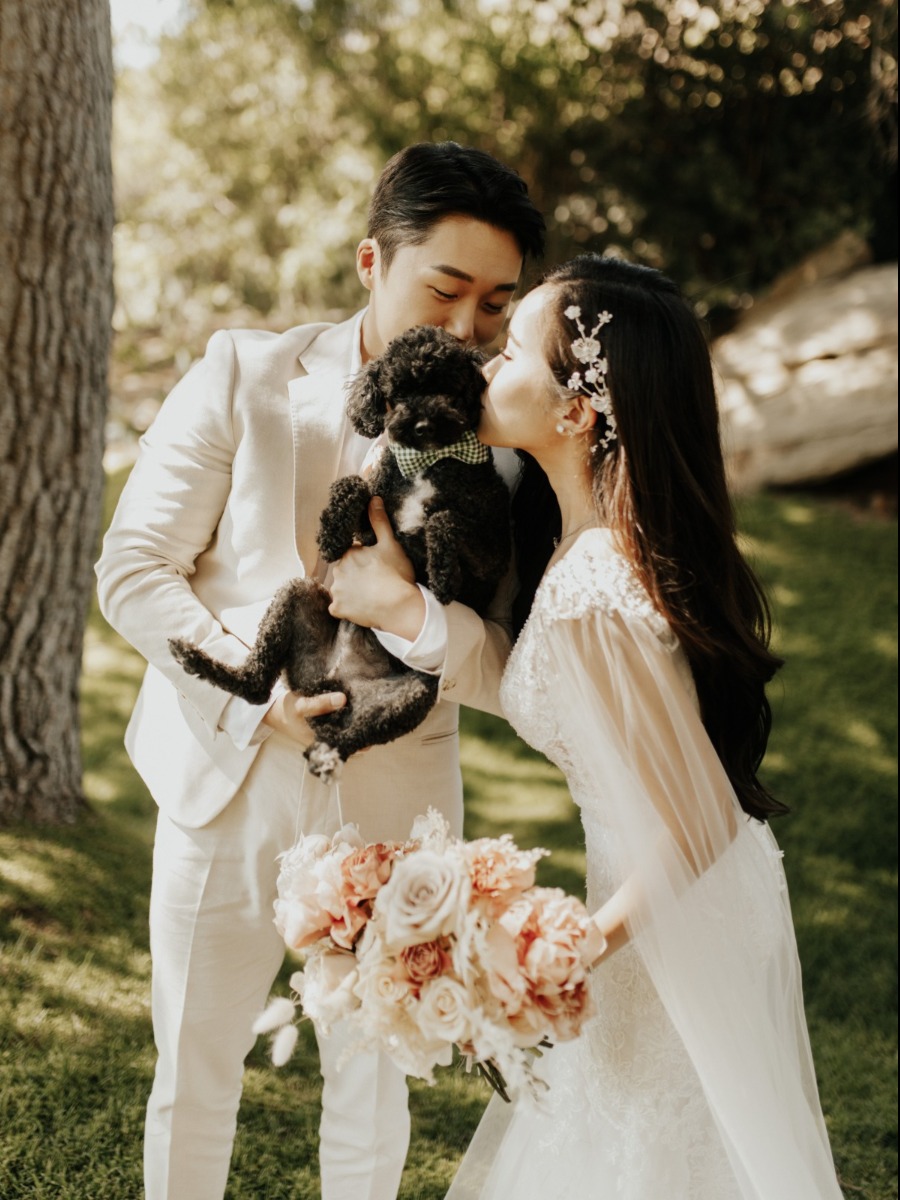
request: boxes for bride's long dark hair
[511,254,787,822]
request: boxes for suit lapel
[289,312,364,576]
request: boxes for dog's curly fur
[317,325,511,612]
[170,579,438,781]
[169,325,510,783]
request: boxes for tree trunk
[0,0,113,823]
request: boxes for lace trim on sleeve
[538,532,676,646]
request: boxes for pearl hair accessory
[564,305,617,451]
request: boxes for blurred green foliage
[113,0,897,347]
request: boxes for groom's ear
[356,238,380,292]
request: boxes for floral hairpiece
[564,304,616,451]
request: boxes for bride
[330,253,845,1198]
[442,254,844,1199]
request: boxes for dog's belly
[328,621,394,681]
[395,478,436,533]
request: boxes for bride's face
[479,286,559,452]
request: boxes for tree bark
[0,0,113,823]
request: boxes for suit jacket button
[442,679,456,692]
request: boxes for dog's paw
[305,743,344,784]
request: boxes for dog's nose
[414,419,430,434]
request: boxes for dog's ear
[345,361,388,438]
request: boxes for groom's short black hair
[368,142,545,269]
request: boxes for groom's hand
[329,497,425,640]
[263,690,346,747]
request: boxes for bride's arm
[543,608,742,962]
[543,606,843,1198]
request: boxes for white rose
[354,953,415,1022]
[414,976,474,1046]
[375,849,470,948]
[295,949,360,1034]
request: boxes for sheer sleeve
[539,593,843,1199]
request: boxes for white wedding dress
[447,529,843,1200]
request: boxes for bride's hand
[263,690,346,747]
[329,497,425,639]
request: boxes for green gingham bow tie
[389,430,491,479]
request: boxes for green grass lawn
[0,484,896,1199]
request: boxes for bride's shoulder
[539,529,674,642]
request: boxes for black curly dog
[169,326,511,782]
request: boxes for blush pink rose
[317,842,403,950]
[354,954,416,1019]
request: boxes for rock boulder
[714,262,897,491]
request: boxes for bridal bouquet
[254,810,605,1101]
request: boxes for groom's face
[357,215,522,361]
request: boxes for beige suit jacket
[95,314,513,836]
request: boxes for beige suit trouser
[144,732,411,1200]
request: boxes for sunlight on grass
[735,530,793,568]
[772,583,802,607]
[772,626,824,657]
[82,773,123,802]
[844,718,887,750]
[781,502,816,525]
[12,944,150,1028]
[871,630,897,659]
[0,856,57,897]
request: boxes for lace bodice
[501,528,685,793]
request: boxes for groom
[95,141,544,1200]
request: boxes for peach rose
[328,903,371,951]
[479,921,528,1014]
[401,938,452,987]
[465,836,546,909]
[340,842,399,906]
[497,888,604,1044]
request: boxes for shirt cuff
[218,679,288,750]
[374,585,447,673]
